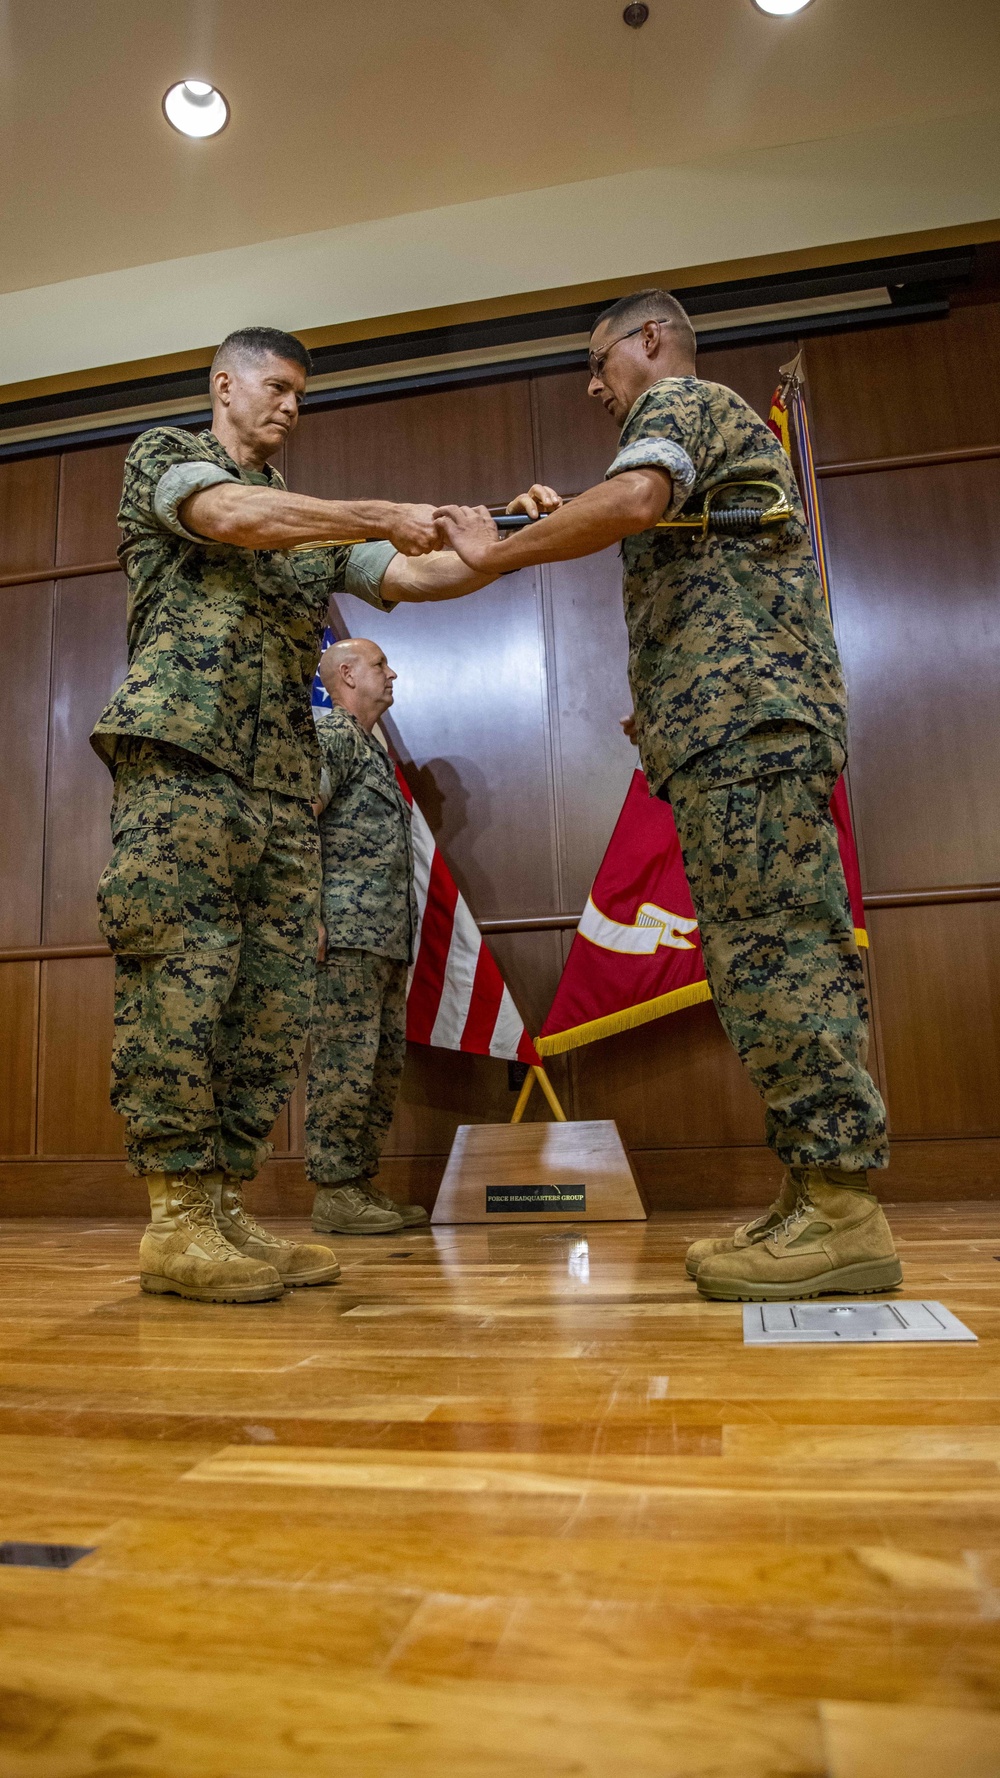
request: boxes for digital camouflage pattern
[97,739,321,1176]
[91,426,394,801]
[314,708,416,961]
[608,377,848,795]
[667,721,889,1172]
[305,950,408,1184]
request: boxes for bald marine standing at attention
[306,639,426,1238]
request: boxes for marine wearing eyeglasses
[435,288,899,1304]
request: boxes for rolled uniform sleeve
[121,428,242,547]
[345,540,398,609]
[153,461,239,541]
[606,379,704,519]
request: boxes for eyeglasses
[587,319,669,380]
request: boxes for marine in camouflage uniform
[306,700,427,1234]
[435,292,900,1301]
[93,421,397,1298]
[611,376,887,1164]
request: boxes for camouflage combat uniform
[305,707,416,1186]
[92,426,396,1178]
[609,377,888,1173]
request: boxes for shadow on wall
[399,754,500,917]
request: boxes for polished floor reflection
[1,1206,999,1776]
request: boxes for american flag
[312,630,538,1064]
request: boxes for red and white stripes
[396,769,538,1064]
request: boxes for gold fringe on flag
[535,979,714,1057]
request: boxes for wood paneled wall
[2,304,998,1215]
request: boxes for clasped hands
[390,485,562,562]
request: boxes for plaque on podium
[431,1119,646,1224]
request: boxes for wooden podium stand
[431,1119,646,1225]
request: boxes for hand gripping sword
[288,479,794,549]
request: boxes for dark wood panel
[483,929,566,1044]
[867,902,1000,1139]
[288,1060,307,1156]
[543,547,636,912]
[823,458,1000,894]
[0,454,58,577]
[269,1104,291,1154]
[695,337,799,427]
[571,999,766,1151]
[531,366,621,494]
[5,1139,999,1215]
[42,573,129,944]
[288,379,534,507]
[36,956,124,1157]
[531,339,795,496]
[347,573,558,921]
[56,440,130,566]
[385,1050,538,1160]
[0,961,39,1157]
[0,1161,145,1216]
[807,303,1000,465]
[0,581,53,947]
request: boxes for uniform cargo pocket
[97,821,185,955]
[672,732,839,924]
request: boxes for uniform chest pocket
[97,815,185,955]
[361,758,405,812]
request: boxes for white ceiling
[3,0,999,299]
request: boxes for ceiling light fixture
[751,0,815,13]
[162,79,230,139]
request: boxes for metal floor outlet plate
[743,1300,977,1345]
[0,1541,96,1568]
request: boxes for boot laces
[172,1179,237,1258]
[222,1183,278,1245]
[773,1194,813,1241]
[338,1185,373,1212]
[365,1184,396,1211]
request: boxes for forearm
[182,483,406,550]
[383,549,495,604]
[451,470,671,575]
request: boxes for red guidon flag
[537,771,709,1055]
[537,767,868,1058]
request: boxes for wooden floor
[2,1206,1000,1777]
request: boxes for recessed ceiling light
[162,80,229,139]
[752,0,815,12]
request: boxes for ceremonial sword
[492,480,794,536]
[291,480,794,548]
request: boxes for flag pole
[510,1064,568,1124]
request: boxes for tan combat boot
[362,1181,430,1229]
[685,1168,801,1279]
[696,1167,903,1302]
[311,1181,405,1235]
[139,1172,284,1303]
[208,1173,341,1287]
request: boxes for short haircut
[212,326,313,377]
[591,289,696,361]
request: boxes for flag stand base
[431,1118,647,1225]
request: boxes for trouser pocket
[670,725,846,924]
[97,816,185,954]
[98,751,186,955]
